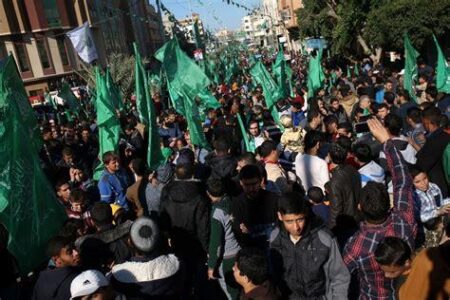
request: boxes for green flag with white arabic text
[155,39,211,148]
[135,43,165,170]
[306,49,325,99]
[250,61,284,131]
[93,67,121,180]
[403,34,419,103]
[134,44,149,125]
[0,56,66,274]
[433,35,450,94]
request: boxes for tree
[364,0,450,51]
[296,0,450,65]
[79,52,148,100]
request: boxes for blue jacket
[98,169,130,209]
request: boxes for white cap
[70,270,109,299]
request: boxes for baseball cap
[70,270,109,299]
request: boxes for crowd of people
[1,51,450,300]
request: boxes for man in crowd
[232,165,278,249]
[416,106,450,197]
[343,118,417,299]
[8,39,450,300]
[328,143,361,230]
[160,163,210,297]
[270,192,350,299]
[33,236,81,300]
[295,130,329,192]
[98,151,131,209]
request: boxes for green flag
[148,72,162,97]
[250,61,284,131]
[286,65,295,97]
[433,35,450,94]
[59,83,80,116]
[181,90,209,149]
[273,50,289,99]
[197,89,221,110]
[225,57,239,84]
[250,61,281,109]
[155,38,211,148]
[403,34,419,102]
[306,49,325,99]
[106,69,124,112]
[237,113,253,153]
[155,38,210,100]
[135,44,164,170]
[166,78,186,115]
[197,89,221,122]
[0,56,66,274]
[93,67,121,181]
[134,43,149,125]
[354,62,359,76]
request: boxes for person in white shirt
[353,143,385,187]
[294,130,329,192]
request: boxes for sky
[149,0,261,32]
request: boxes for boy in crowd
[206,178,241,299]
[233,248,280,300]
[410,167,450,247]
[270,192,350,299]
[410,167,450,223]
[67,188,94,229]
[374,236,412,280]
[353,143,385,187]
[307,186,330,224]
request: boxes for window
[43,0,61,27]
[14,43,30,72]
[36,39,51,69]
[57,38,69,66]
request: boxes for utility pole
[155,0,166,43]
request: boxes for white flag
[66,22,98,64]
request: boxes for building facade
[178,13,205,46]
[278,0,303,51]
[241,12,276,50]
[0,0,164,96]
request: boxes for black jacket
[160,179,210,258]
[328,164,361,229]
[205,153,240,196]
[205,153,237,180]
[269,218,350,299]
[32,267,81,300]
[416,128,450,197]
[76,220,132,267]
[111,255,181,300]
[231,189,278,249]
